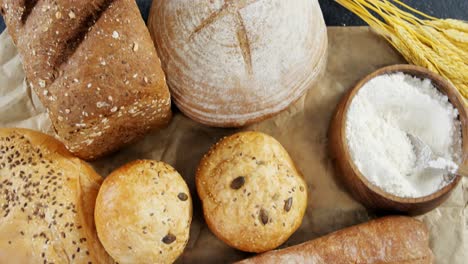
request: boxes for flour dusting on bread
[149,0,327,126]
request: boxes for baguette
[236,216,433,264]
[0,0,171,160]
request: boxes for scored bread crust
[0,128,114,264]
[1,0,171,160]
[196,131,308,253]
[148,0,327,127]
[236,216,434,264]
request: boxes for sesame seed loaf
[0,0,171,160]
[0,128,114,263]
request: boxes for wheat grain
[419,26,468,63]
[443,29,468,44]
[336,0,468,99]
[429,19,468,33]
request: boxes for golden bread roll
[148,0,327,127]
[0,128,113,263]
[196,131,307,252]
[95,160,192,264]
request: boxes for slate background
[0,0,466,32]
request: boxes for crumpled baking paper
[0,27,466,264]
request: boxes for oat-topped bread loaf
[0,128,114,263]
[149,0,327,127]
[0,0,171,159]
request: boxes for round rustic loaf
[95,160,192,264]
[149,0,327,127]
[196,131,308,252]
[0,128,114,263]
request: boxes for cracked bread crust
[196,131,307,253]
[1,0,171,160]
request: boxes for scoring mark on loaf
[52,0,116,77]
[189,0,260,75]
[235,11,253,75]
[15,0,116,91]
[20,0,38,24]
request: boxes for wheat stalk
[336,0,468,99]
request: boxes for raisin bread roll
[148,0,327,127]
[95,160,192,264]
[0,128,114,263]
[196,131,307,253]
[0,0,171,160]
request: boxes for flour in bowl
[345,72,462,198]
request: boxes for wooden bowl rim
[340,64,466,204]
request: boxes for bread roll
[149,0,327,127]
[95,160,192,264]
[236,216,434,264]
[0,128,113,263]
[0,0,171,160]
[196,131,307,253]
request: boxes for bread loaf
[0,128,114,263]
[236,216,434,264]
[148,0,327,127]
[0,0,171,160]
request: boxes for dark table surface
[0,0,466,32]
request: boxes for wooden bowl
[329,64,467,215]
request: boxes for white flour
[345,72,462,198]
[428,157,459,174]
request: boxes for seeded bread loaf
[236,216,434,264]
[0,128,114,263]
[196,131,308,253]
[95,160,192,264]
[0,0,171,160]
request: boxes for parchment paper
[0,27,466,264]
